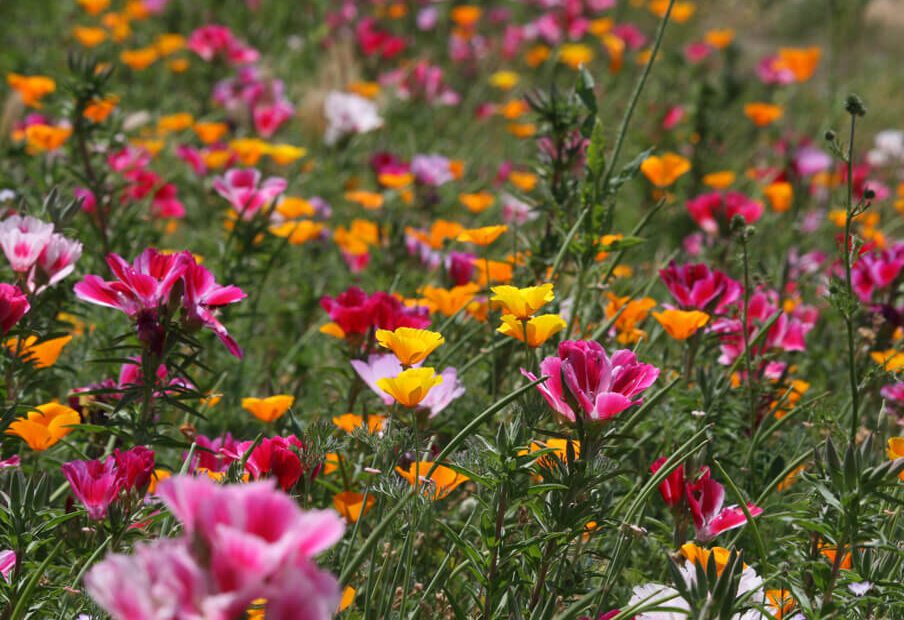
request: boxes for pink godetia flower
[447,251,476,286]
[320,286,430,337]
[501,193,539,226]
[212,168,287,220]
[83,476,344,620]
[350,354,465,417]
[73,249,245,357]
[659,261,742,315]
[611,23,646,49]
[411,153,454,186]
[662,105,685,130]
[356,18,406,59]
[686,470,763,542]
[684,41,713,63]
[852,245,904,303]
[0,455,21,469]
[182,258,248,357]
[522,340,660,423]
[112,446,156,492]
[686,191,763,235]
[253,99,294,138]
[150,184,186,219]
[74,187,97,213]
[323,91,383,145]
[793,144,833,178]
[0,215,54,272]
[880,382,904,418]
[0,283,29,334]
[107,146,151,174]
[187,24,259,65]
[0,549,15,582]
[191,433,242,474]
[35,233,83,291]
[650,457,685,509]
[61,458,122,520]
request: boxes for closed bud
[824,129,836,142]
[844,94,867,117]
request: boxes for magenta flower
[0,549,15,582]
[85,476,345,620]
[686,471,763,542]
[112,446,156,493]
[659,261,742,315]
[686,191,763,235]
[0,215,54,273]
[187,24,236,61]
[252,100,293,138]
[212,168,287,220]
[35,233,83,291]
[523,340,659,423]
[0,283,29,334]
[650,457,685,509]
[61,458,122,520]
[224,435,311,491]
[851,244,904,303]
[182,259,247,358]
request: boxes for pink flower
[253,100,293,138]
[523,340,660,423]
[0,549,15,582]
[0,215,54,273]
[851,244,904,303]
[659,261,742,315]
[757,55,795,85]
[0,455,20,469]
[113,446,156,493]
[320,286,430,337]
[650,457,685,508]
[0,283,29,334]
[35,233,83,290]
[74,187,97,213]
[686,191,763,235]
[225,435,311,490]
[187,24,235,61]
[686,471,763,542]
[684,41,713,63]
[411,154,453,186]
[212,168,287,220]
[662,105,685,130]
[150,184,186,219]
[181,258,247,357]
[61,458,122,520]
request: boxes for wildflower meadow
[2,0,904,618]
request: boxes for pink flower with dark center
[212,168,287,220]
[851,244,904,303]
[522,340,659,423]
[686,471,763,542]
[659,261,742,315]
[61,458,122,520]
[0,283,29,334]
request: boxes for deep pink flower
[662,105,685,130]
[113,446,156,493]
[181,258,247,357]
[686,191,763,235]
[187,24,235,61]
[523,340,659,423]
[74,187,97,213]
[227,435,309,491]
[0,549,15,582]
[851,244,904,303]
[35,233,82,290]
[212,168,287,220]
[61,458,121,520]
[253,100,293,138]
[686,471,763,542]
[320,286,430,337]
[659,261,742,315]
[0,455,20,469]
[0,283,29,334]
[650,457,685,509]
[150,184,186,219]
[447,251,476,286]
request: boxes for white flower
[323,91,383,145]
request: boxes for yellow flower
[765,589,796,619]
[147,468,171,494]
[490,283,554,319]
[376,368,443,408]
[376,327,444,365]
[193,121,229,145]
[24,124,72,153]
[6,402,80,451]
[744,102,783,127]
[332,413,386,434]
[333,491,375,523]
[507,122,537,138]
[704,29,735,49]
[457,225,508,246]
[508,170,537,192]
[497,314,566,347]
[680,543,740,575]
[347,81,380,99]
[6,73,56,108]
[395,461,469,500]
[339,586,356,612]
[84,95,119,123]
[489,70,520,90]
[888,437,904,481]
[640,153,691,188]
[525,45,550,67]
[871,349,904,372]
[120,47,159,71]
[459,191,495,214]
[499,100,529,120]
[450,5,482,28]
[605,293,657,344]
[154,33,185,56]
[419,283,480,317]
[266,144,308,165]
[229,138,268,166]
[157,112,194,134]
[776,464,806,492]
[650,0,696,22]
[6,335,73,368]
[702,171,735,190]
[653,309,710,340]
[269,220,324,245]
[519,438,581,468]
[345,190,384,211]
[78,0,110,14]
[242,395,295,423]
[558,43,594,69]
[377,172,414,189]
[473,258,514,287]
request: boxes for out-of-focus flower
[887,437,904,480]
[744,102,783,127]
[764,181,793,213]
[376,367,443,408]
[641,153,691,188]
[212,168,287,220]
[0,550,15,582]
[242,395,295,423]
[321,287,430,338]
[686,191,763,235]
[395,461,469,500]
[6,402,80,451]
[777,47,821,82]
[457,225,508,246]
[653,309,710,340]
[332,413,386,434]
[523,340,659,424]
[6,73,55,108]
[0,284,29,334]
[6,335,72,368]
[323,91,383,145]
[333,491,375,523]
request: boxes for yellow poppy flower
[457,225,508,246]
[332,413,386,434]
[765,589,796,619]
[266,144,307,166]
[653,309,710,340]
[702,171,735,190]
[395,461,469,500]
[490,283,554,319]
[640,153,691,188]
[764,181,793,213]
[376,367,443,408]
[489,71,520,90]
[680,543,740,575]
[157,112,194,134]
[193,121,229,145]
[558,43,594,69]
[704,29,735,49]
[154,33,185,56]
[419,283,480,317]
[376,327,444,366]
[888,437,904,481]
[333,491,376,523]
[241,395,295,423]
[508,170,537,192]
[6,73,56,108]
[497,313,566,347]
[120,48,159,71]
[345,190,384,210]
[83,96,119,123]
[744,102,783,127]
[6,335,73,368]
[24,124,72,153]
[73,26,107,48]
[777,47,821,82]
[6,402,80,451]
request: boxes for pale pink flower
[212,168,287,220]
[0,215,54,273]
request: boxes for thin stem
[843,112,860,443]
